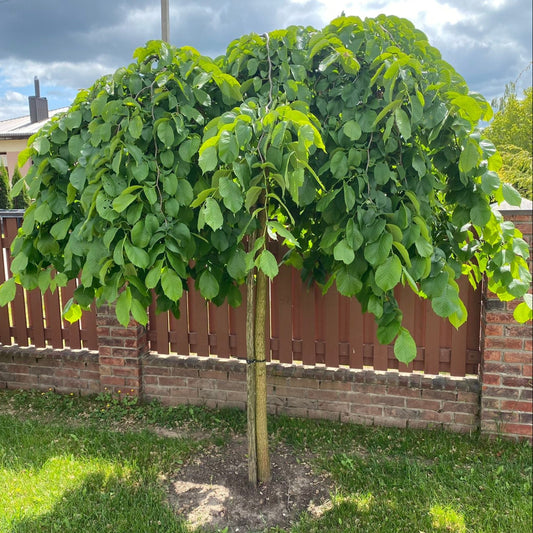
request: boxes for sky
[0,0,531,121]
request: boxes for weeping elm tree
[2,15,532,484]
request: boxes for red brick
[523,365,532,377]
[99,356,125,366]
[422,389,458,401]
[483,362,522,375]
[100,376,126,386]
[503,351,531,363]
[453,413,478,426]
[387,386,421,398]
[501,400,533,412]
[485,324,504,336]
[502,423,533,438]
[55,368,80,379]
[112,366,141,378]
[483,350,503,361]
[157,376,187,387]
[419,410,453,423]
[501,376,532,388]
[350,405,383,417]
[485,312,516,324]
[442,401,478,414]
[406,398,441,411]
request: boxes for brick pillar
[480,200,533,442]
[96,304,148,396]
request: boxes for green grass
[0,389,531,533]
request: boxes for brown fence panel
[0,213,98,351]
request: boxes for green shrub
[0,162,12,209]
[10,166,30,210]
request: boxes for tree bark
[246,261,258,486]
[254,266,270,482]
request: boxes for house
[0,78,67,179]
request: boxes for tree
[10,166,30,209]
[0,162,12,209]
[1,15,532,484]
[485,83,532,199]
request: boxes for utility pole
[161,0,169,42]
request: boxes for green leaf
[162,173,178,195]
[501,183,522,206]
[470,203,492,227]
[145,264,163,289]
[219,177,243,213]
[32,136,50,155]
[394,328,417,364]
[63,298,83,323]
[128,115,143,139]
[131,298,148,325]
[227,248,248,280]
[480,171,500,194]
[364,233,393,266]
[202,197,223,231]
[115,289,132,327]
[199,145,217,173]
[343,184,355,211]
[50,217,72,241]
[161,268,183,301]
[394,108,411,140]
[257,249,279,279]
[70,166,86,190]
[0,278,16,306]
[336,267,362,296]
[113,193,137,213]
[345,219,363,251]
[414,237,433,258]
[176,179,194,206]
[124,240,150,268]
[459,141,480,173]
[245,186,262,210]
[374,161,390,185]
[199,270,219,299]
[157,121,174,148]
[333,239,355,265]
[375,255,402,291]
[342,120,362,140]
[513,294,532,323]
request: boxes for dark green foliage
[1,15,532,360]
[10,166,30,210]
[0,162,12,209]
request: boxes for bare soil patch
[167,436,333,532]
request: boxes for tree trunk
[254,266,270,482]
[246,266,258,486]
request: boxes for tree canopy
[485,83,532,199]
[2,14,532,360]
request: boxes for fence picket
[0,213,482,376]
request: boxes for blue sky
[0,0,531,121]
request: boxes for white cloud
[4,90,25,102]
[0,58,115,92]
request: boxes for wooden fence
[0,211,481,376]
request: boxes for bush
[10,166,30,210]
[0,162,12,209]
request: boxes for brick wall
[142,354,480,433]
[0,345,100,394]
[480,203,533,440]
[0,205,531,442]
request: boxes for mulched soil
[167,435,333,532]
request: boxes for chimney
[28,76,49,123]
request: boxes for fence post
[96,303,148,396]
[480,199,533,441]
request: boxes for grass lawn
[0,388,531,532]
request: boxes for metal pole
[161,0,169,42]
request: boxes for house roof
[0,107,69,139]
